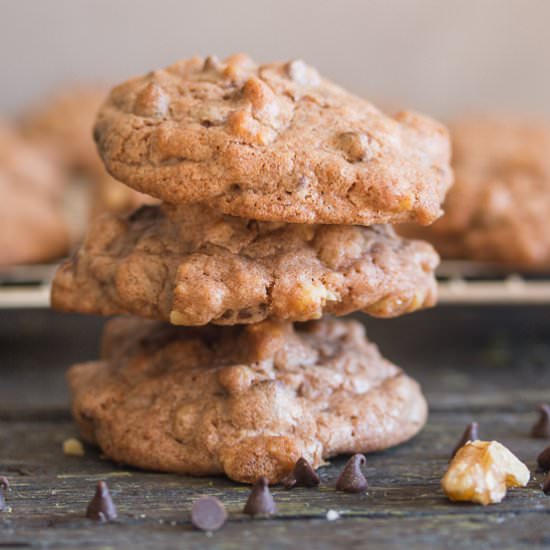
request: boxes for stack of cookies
[51,54,452,483]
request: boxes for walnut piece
[441,440,529,505]
[63,437,85,457]
[133,83,169,118]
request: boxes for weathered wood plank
[1,307,550,548]
[1,306,550,413]
[1,410,549,525]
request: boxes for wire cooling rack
[1,261,550,309]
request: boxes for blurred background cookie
[0,123,68,265]
[401,117,550,270]
[19,85,156,227]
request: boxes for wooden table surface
[1,306,550,549]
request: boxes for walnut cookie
[0,123,68,265]
[402,117,550,269]
[93,54,452,225]
[52,203,439,325]
[68,316,428,483]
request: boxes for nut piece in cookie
[93,54,452,225]
[51,203,439,325]
[442,440,529,505]
[68,317,427,483]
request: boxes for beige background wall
[1,0,549,119]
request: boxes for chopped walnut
[133,83,169,118]
[441,440,529,505]
[226,110,275,145]
[335,131,380,163]
[63,437,85,457]
[284,60,320,87]
[222,53,254,81]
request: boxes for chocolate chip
[86,481,117,522]
[335,454,368,493]
[0,477,9,512]
[282,457,320,489]
[531,404,550,439]
[243,476,276,516]
[191,496,227,531]
[542,472,550,495]
[537,446,550,471]
[451,422,479,459]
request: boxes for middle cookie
[52,203,438,325]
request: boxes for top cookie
[94,54,452,225]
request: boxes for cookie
[0,124,69,265]
[68,316,427,483]
[20,86,108,175]
[52,203,438,325]
[20,86,156,219]
[93,54,452,225]
[405,118,550,269]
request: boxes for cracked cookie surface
[69,316,427,483]
[94,54,452,225]
[52,203,438,325]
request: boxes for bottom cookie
[69,317,427,483]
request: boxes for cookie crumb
[63,437,85,457]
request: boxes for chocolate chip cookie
[408,117,550,269]
[69,316,427,483]
[0,124,69,265]
[52,203,438,325]
[20,85,157,218]
[93,54,452,225]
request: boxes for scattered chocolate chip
[243,476,276,516]
[451,422,479,459]
[282,457,320,489]
[531,404,550,439]
[537,446,550,471]
[191,496,227,531]
[0,477,9,512]
[86,481,117,522]
[336,454,368,493]
[542,472,550,495]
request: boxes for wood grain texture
[1,307,550,548]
